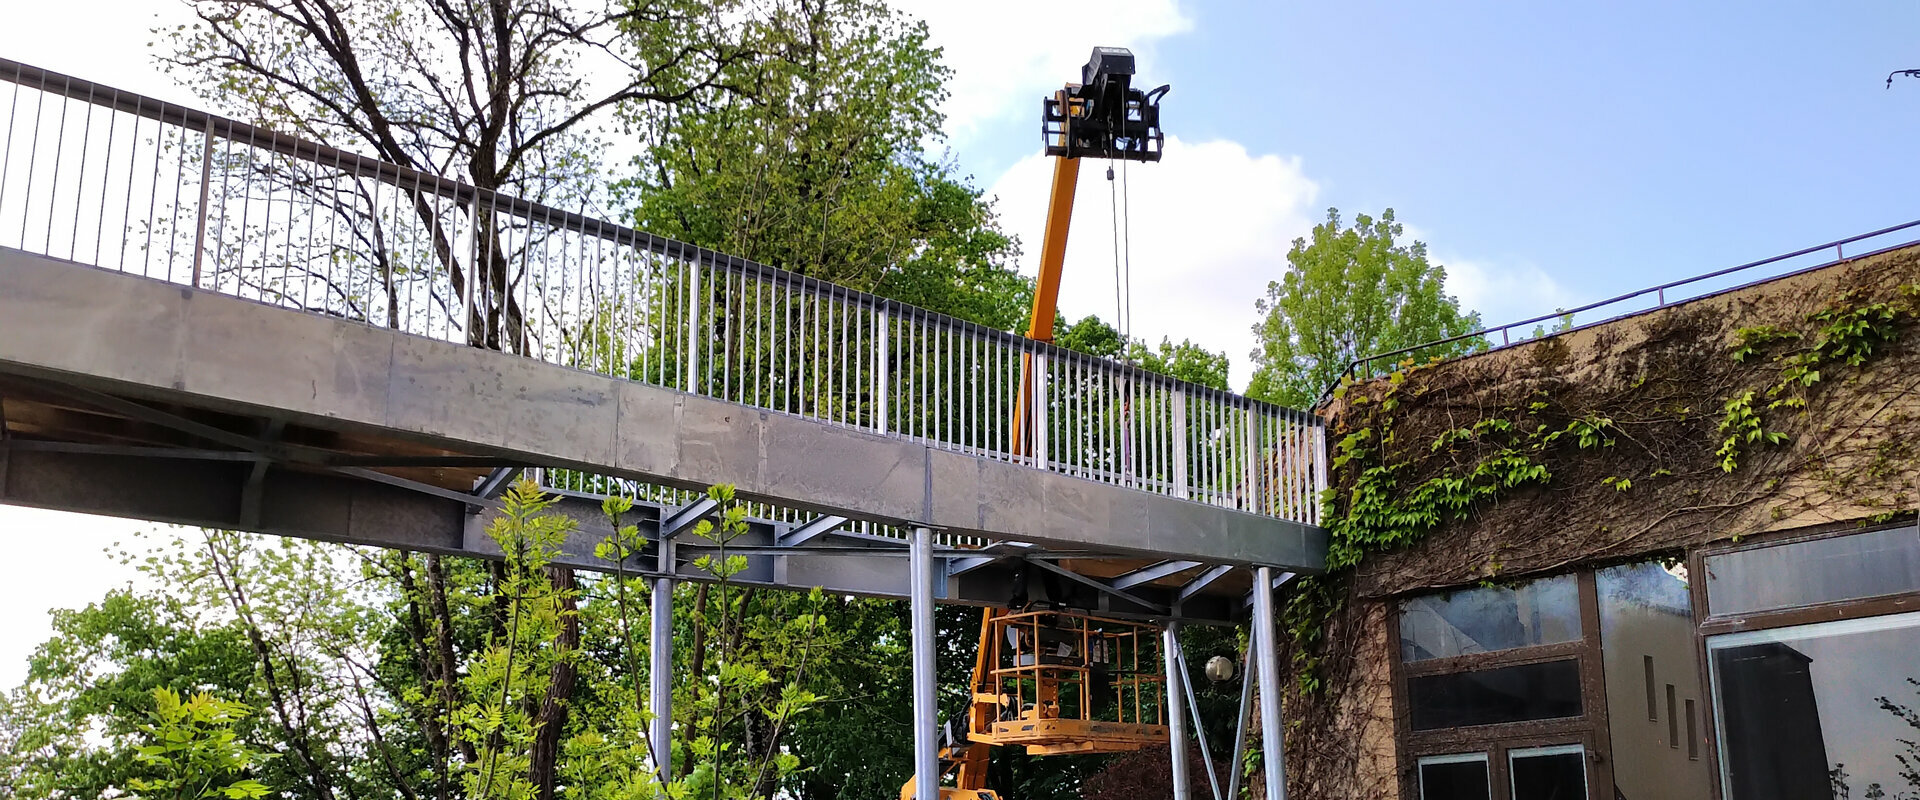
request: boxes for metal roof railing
[1327,218,1920,402]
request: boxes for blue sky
[905,0,1920,385]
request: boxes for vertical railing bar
[188,118,212,287]
[120,96,143,272]
[67,82,93,259]
[0,77,19,242]
[92,88,118,265]
[685,246,701,394]
[42,75,68,255]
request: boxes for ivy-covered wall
[1281,243,1920,797]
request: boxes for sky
[1,1,1919,684]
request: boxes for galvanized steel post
[909,526,938,800]
[1253,566,1288,800]
[874,305,890,433]
[1163,624,1192,800]
[1172,393,1189,499]
[685,260,702,393]
[650,540,674,778]
[189,121,214,288]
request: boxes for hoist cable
[1121,151,1133,348]
[1108,158,1122,350]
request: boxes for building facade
[1291,243,1920,800]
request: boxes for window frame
[1389,518,1920,800]
[1389,570,1614,800]
[1687,518,1920,800]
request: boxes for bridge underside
[0,249,1322,622]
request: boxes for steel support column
[1252,566,1288,800]
[909,526,938,800]
[1163,623,1191,800]
[1224,648,1255,800]
[649,540,674,778]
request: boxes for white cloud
[987,136,1319,391]
[1434,251,1577,334]
[891,0,1192,142]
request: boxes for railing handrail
[1324,218,1920,404]
[0,56,1317,422]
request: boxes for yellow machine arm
[902,46,1167,800]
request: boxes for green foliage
[1292,370,1621,690]
[623,0,1030,330]
[1248,208,1484,408]
[125,689,272,800]
[1717,290,1916,472]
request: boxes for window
[1708,611,1920,800]
[1595,559,1713,799]
[1393,523,1920,800]
[1419,753,1491,800]
[1408,660,1583,730]
[1703,525,1920,616]
[1507,745,1587,799]
[1401,574,1582,661]
[1392,573,1600,800]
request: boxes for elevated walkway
[0,58,1326,623]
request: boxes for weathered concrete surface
[0,248,1325,570]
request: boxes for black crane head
[1042,46,1169,162]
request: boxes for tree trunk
[528,566,581,800]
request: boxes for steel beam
[1252,566,1288,800]
[1026,558,1167,614]
[473,467,522,499]
[909,527,938,800]
[777,514,848,548]
[659,497,718,539]
[1178,564,1234,602]
[1111,559,1201,590]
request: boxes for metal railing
[1334,218,1920,395]
[0,58,1326,528]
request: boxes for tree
[623,0,1030,329]
[160,0,750,352]
[1247,208,1483,408]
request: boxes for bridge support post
[1163,623,1192,800]
[909,526,938,800]
[1252,566,1288,800]
[650,540,674,779]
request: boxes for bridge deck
[0,59,1326,622]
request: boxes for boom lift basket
[972,610,1171,755]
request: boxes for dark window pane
[1598,561,1714,799]
[1401,574,1582,661]
[1508,746,1586,800]
[1419,755,1490,800]
[1408,660,1582,730]
[1705,525,1920,615]
[1709,611,1920,800]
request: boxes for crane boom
[901,46,1167,800]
